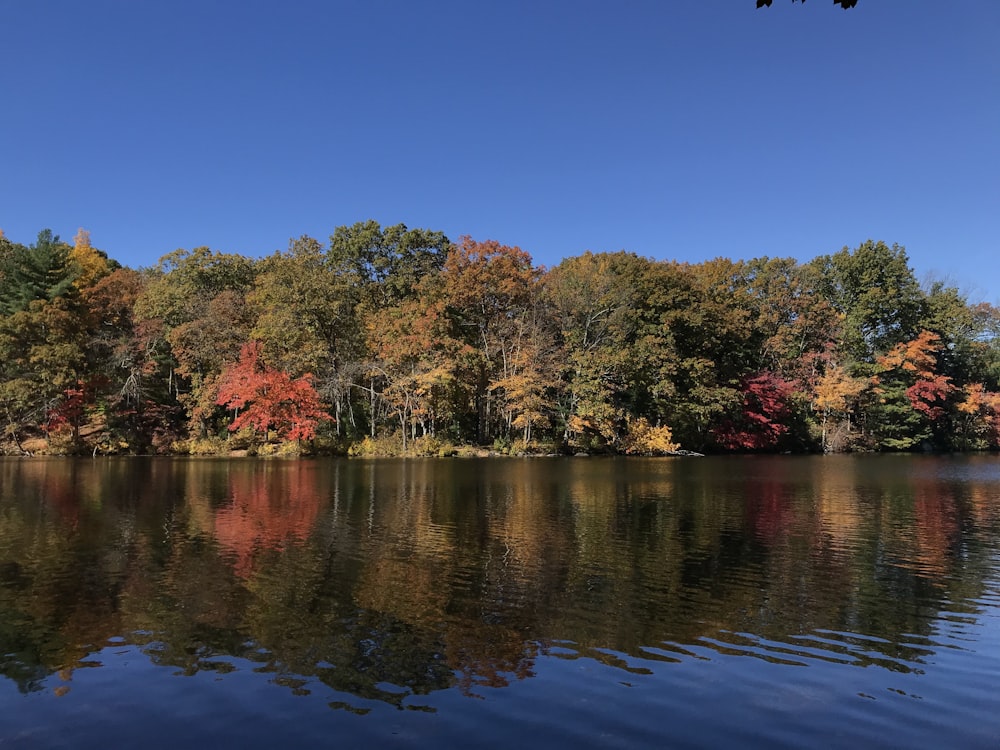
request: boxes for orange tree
[216,342,329,443]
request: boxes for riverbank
[2,431,704,459]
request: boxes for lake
[1,455,999,748]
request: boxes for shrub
[621,418,680,455]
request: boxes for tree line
[1,223,998,455]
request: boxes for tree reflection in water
[1,455,999,714]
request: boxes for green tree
[543,251,652,450]
[0,230,15,288]
[969,302,1000,390]
[919,281,998,388]
[738,257,840,383]
[135,247,255,329]
[0,298,87,452]
[650,260,755,450]
[0,230,91,451]
[0,230,79,316]
[328,220,450,308]
[810,241,925,365]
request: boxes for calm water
[1,455,999,748]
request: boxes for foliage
[620,418,680,455]
[440,236,543,444]
[546,251,653,450]
[216,342,329,442]
[69,229,112,289]
[3,224,998,456]
[328,220,450,308]
[870,331,955,451]
[810,241,925,364]
[955,383,1000,450]
[812,362,868,452]
[712,372,797,451]
[0,230,78,315]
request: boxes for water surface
[2,455,999,748]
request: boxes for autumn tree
[171,290,255,433]
[69,228,113,289]
[216,342,329,443]
[250,236,362,436]
[870,330,956,450]
[0,230,115,451]
[440,237,541,444]
[364,293,469,448]
[0,298,87,452]
[619,418,680,455]
[322,221,451,439]
[0,230,92,452]
[711,371,797,451]
[490,327,560,445]
[5,218,999,457]
[954,383,1000,450]
[134,247,256,436]
[81,267,178,451]
[812,361,868,452]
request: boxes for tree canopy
[2,224,998,457]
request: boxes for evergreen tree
[0,230,79,315]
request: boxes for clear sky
[2,1,998,300]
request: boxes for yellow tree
[69,229,111,289]
[812,363,868,452]
[956,383,1000,450]
[620,418,680,455]
[489,318,560,446]
[365,295,470,449]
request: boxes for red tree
[216,342,329,441]
[46,380,88,441]
[712,371,796,451]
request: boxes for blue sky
[2,1,998,300]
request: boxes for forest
[1,222,999,456]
